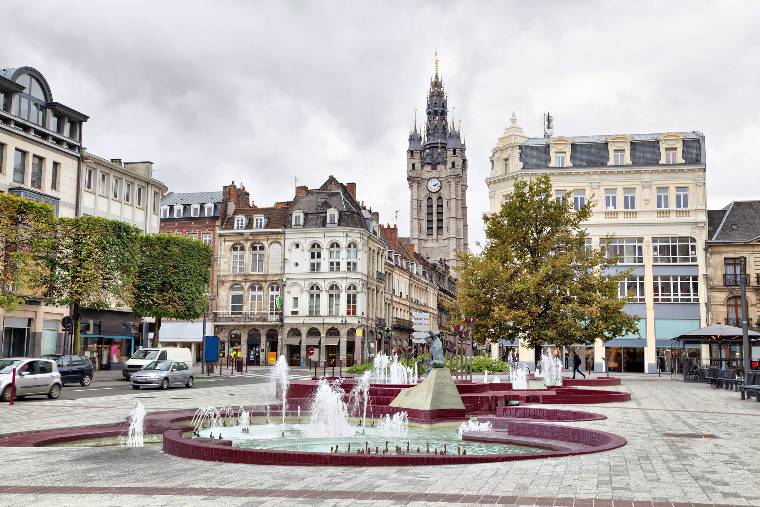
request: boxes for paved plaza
[1,375,759,506]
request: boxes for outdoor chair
[739,372,760,401]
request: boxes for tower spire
[434,50,439,78]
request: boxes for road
[9,366,317,402]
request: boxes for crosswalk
[72,387,114,392]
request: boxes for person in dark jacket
[572,351,586,379]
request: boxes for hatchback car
[130,360,193,390]
[42,354,94,386]
[0,358,63,401]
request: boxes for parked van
[122,347,193,379]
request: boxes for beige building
[81,151,166,233]
[0,66,88,357]
[485,114,708,373]
[705,201,760,367]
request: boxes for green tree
[0,194,56,310]
[452,175,639,350]
[46,216,141,353]
[132,234,212,347]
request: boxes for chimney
[371,211,379,223]
[383,223,398,246]
[405,242,415,256]
[346,182,357,200]
[296,185,308,198]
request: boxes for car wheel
[48,384,61,400]
[160,378,169,390]
[1,387,11,402]
[186,376,194,388]
[132,385,140,390]
[80,374,92,387]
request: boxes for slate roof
[219,206,290,231]
[162,191,222,206]
[707,201,760,243]
[287,176,368,231]
[519,132,704,169]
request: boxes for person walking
[572,351,586,379]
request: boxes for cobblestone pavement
[1,376,758,506]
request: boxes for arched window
[308,283,321,316]
[12,73,47,126]
[436,196,443,234]
[346,242,358,272]
[726,296,742,327]
[327,283,340,316]
[346,284,358,316]
[328,242,341,271]
[231,243,245,273]
[229,284,244,315]
[426,197,433,236]
[309,242,322,272]
[250,242,265,273]
[248,284,263,313]
[268,283,281,320]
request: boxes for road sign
[411,312,430,321]
[412,312,430,333]
[412,324,430,333]
[411,331,429,340]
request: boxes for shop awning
[285,336,301,345]
[678,323,760,340]
[304,336,320,346]
[158,321,204,343]
[323,337,340,346]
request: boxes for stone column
[644,237,657,373]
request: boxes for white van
[122,347,193,379]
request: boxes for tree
[0,194,56,310]
[132,234,212,347]
[46,216,141,353]
[452,175,639,350]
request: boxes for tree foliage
[0,194,56,310]
[132,234,212,347]
[46,216,141,352]
[451,175,639,350]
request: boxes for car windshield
[0,359,23,374]
[131,350,159,360]
[143,360,172,371]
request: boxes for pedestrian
[572,351,586,379]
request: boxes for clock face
[427,178,442,193]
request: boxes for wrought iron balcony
[723,273,749,287]
[212,311,281,323]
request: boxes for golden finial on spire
[434,50,439,77]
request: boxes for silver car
[0,358,63,402]
[130,360,193,390]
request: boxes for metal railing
[212,311,281,322]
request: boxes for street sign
[411,331,429,340]
[412,324,430,332]
[411,311,430,322]
[412,312,430,333]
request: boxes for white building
[485,114,707,373]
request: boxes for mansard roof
[288,176,369,231]
[220,205,290,231]
[162,191,222,206]
[708,201,760,243]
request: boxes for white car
[0,358,63,402]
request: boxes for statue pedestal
[389,368,466,423]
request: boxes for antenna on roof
[543,112,554,139]
[394,210,400,223]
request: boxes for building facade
[485,115,708,373]
[0,66,88,357]
[213,183,288,366]
[407,60,468,268]
[81,151,166,233]
[282,177,385,367]
[706,202,760,366]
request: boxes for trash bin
[236,358,243,373]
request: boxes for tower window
[426,197,433,236]
[453,148,457,155]
[436,196,443,234]
[411,163,415,170]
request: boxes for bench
[739,372,760,401]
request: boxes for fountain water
[239,409,250,433]
[483,370,489,384]
[348,371,371,427]
[271,355,290,424]
[376,412,408,438]
[372,352,418,384]
[126,399,146,447]
[457,419,493,437]
[541,352,563,387]
[509,361,528,390]
[305,378,354,437]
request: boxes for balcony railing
[723,273,751,287]
[213,311,281,323]
[393,317,413,330]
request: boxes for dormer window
[326,208,338,226]
[173,205,183,218]
[549,137,572,168]
[607,135,631,166]
[160,206,170,219]
[658,133,684,164]
[191,204,200,217]
[292,211,304,227]
[613,150,625,165]
[204,203,214,216]
[665,148,677,164]
[234,216,245,230]
[556,152,566,167]
[253,215,266,229]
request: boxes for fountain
[509,361,528,390]
[541,352,563,387]
[348,371,371,427]
[271,355,290,424]
[376,411,408,438]
[483,370,489,384]
[305,378,354,437]
[457,419,493,437]
[238,409,250,433]
[126,399,145,447]
[371,352,418,384]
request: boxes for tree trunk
[73,302,81,354]
[151,316,161,348]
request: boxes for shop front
[325,327,340,367]
[285,328,301,367]
[2,317,32,358]
[603,339,645,373]
[82,335,135,370]
[345,328,356,367]
[265,329,278,365]
[158,321,204,363]
[305,328,321,366]
[247,329,261,366]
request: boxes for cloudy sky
[3,0,760,248]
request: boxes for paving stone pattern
[0,376,758,506]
